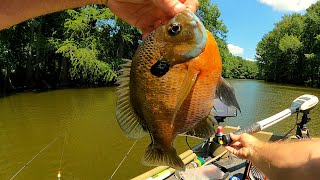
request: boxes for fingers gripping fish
[116,9,241,170]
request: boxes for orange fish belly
[130,31,222,149]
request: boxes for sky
[211,0,319,61]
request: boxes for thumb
[152,0,186,16]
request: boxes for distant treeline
[0,1,258,96]
[256,2,320,87]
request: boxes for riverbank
[2,76,316,98]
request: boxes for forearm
[250,139,320,180]
[0,0,106,30]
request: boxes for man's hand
[1,0,198,38]
[106,0,199,39]
[223,133,263,159]
[224,133,320,180]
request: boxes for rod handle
[220,123,261,145]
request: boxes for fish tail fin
[142,143,185,170]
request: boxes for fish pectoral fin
[142,143,185,170]
[171,68,200,126]
[181,117,215,139]
[116,60,147,139]
[215,77,241,112]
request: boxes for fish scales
[116,9,240,170]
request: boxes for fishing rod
[215,94,319,145]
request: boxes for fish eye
[168,23,182,36]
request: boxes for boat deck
[166,150,247,180]
[133,126,288,180]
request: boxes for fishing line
[57,132,67,180]
[185,136,209,153]
[108,139,138,180]
[10,136,60,180]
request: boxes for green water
[1,79,320,179]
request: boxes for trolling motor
[215,94,319,145]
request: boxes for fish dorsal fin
[116,59,146,139]
[215,77,241,112]
[180,117,215,139]
[171,67,200,126]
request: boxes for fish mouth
[180,9,196,20]
[178,9,200,27]
[180,10,208,61]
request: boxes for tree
[50,6,117,86]
[0,2,260,96]
[256,14,305,84]
[302,1,320,87]
[256,2,320,86]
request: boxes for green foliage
[55,39,116,84]
[256,13,305,83]
[0,5,141,92]
[1,2,259,95]
[257,2,320,86]
[223,56,259,79]
[197,0,228,40]
[279,34,302,52]
[51,6,117,85]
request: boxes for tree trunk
[26,20,35,89]
[58,57,69,87]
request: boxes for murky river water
[1,79,320,179]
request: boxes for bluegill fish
[116,9,240,170]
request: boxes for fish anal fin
[216,77,241,112]
[142,143,185,170]
[184,118,215,139]
[116,60,146,139]
[171,68,200,126]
